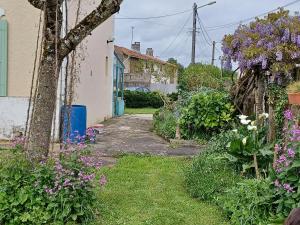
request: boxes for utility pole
[211,41,216,66]
[191,3,197,64]
[220,56,224,78]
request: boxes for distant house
[0,0,121,139]
[114,42,178,93]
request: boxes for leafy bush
[0,143,106,224]
[184,153,240,201]
[216,179,274,225]
[124,90,164,108]
[179,63,224,91]
[180,90,235,139]
[153,108,177,140]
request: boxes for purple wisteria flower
[276,51,283,61]
[284,110,293,120]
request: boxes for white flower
[251,121,256,126]
[232,129,238,133]
[238,115,248,120]
[259,113,269,119]
[240,119,251,125]
[247,125,257,131]
[242,137,247,145]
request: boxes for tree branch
[59,0,123,58]
[28,0,64,10]
[28,0,44,9]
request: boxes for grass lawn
[125,107,158,115]
[94,156,228,225]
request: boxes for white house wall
[70,0,115,125]
[0,97,28,139]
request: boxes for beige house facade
[115,42,178,93]
[0,0,115,139]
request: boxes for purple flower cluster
[273,110,300,194]
[222,11,300,75]
[80,156,103,169]
[86,128,96,143]
[274,179,295,193]
[10,136,26,149]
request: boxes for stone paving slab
[91,114,202,157]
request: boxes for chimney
[131,42,141,52]
[146,48,154,57]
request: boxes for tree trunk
[27,2,63,162]
[268,102,276,142]
[26,0,122,163]
[255,70,265,120]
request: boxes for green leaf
[20,212,31,222]
[71,214,77,221]
[292,160,300,168]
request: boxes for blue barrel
[61,105,87,142]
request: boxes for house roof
[114,45,177,68]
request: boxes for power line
[115,8,192,20]
[205,0,300,30]
[196,13,212,46]
[159,13,192,57]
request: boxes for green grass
[94,156,228,225]
[125,107,158,114]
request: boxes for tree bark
[27,1,63,162]
[268,102,276,142]
[255,69,265,120]
[26,0,123,163]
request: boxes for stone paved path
[91,114,201,157]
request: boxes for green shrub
[216,179,274,225]
[184,153,240,201]
[180,90,235,139]
[179,63,224,91]
[124,90,164,108]
[153,108,177,140]
[0,146,105,224]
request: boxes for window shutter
[0,20,7,96]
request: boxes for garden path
[91,114,201,158]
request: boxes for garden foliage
[272,110,300,218]
[179,63,231,91]
[124,90,164,108]
[153,108,177,140]
[226,114,273,177]
[185,153,240,201]
[216,179,274,225]
[180,90,235,139]
[0,133,105,225]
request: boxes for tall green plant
[226,114,273,178]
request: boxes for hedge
[124,90,164,108]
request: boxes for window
[0,19,7,96]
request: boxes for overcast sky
[114,0,300,67]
